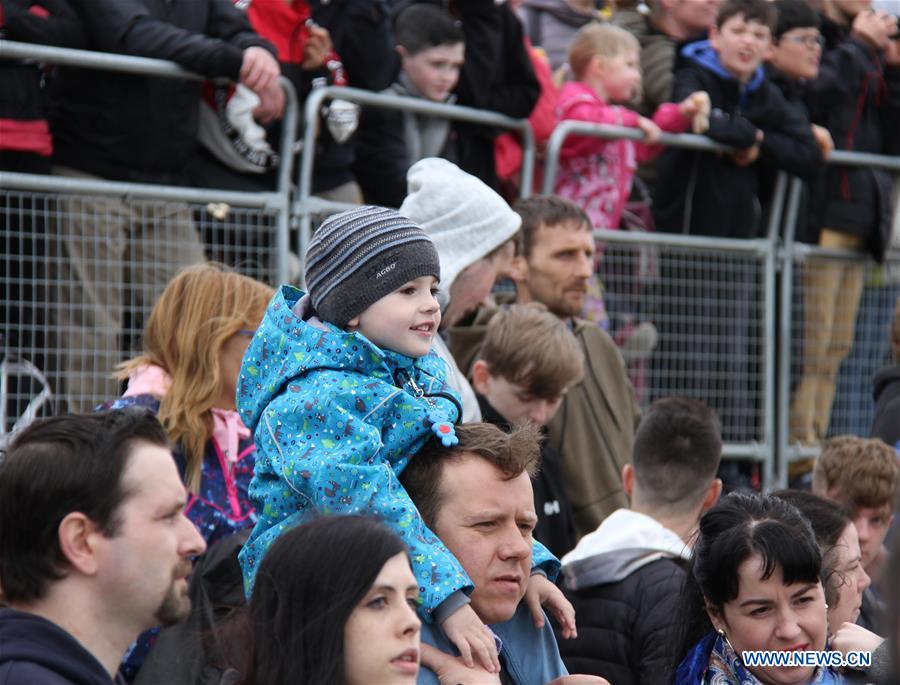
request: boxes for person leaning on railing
[790,1,900,447]
[44,0,281,413]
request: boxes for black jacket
[47,0,274,184]
[0,0,85,160]
[760,64,822,244]
[477,395,577,560]
[804,15,900,261]
[448,0,540,190]
[0,608,123,685]
[872,365,900,450]
[653,41,819,238]
[557,555,686,685]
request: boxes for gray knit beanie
[305,205,441,327]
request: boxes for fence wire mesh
[787,252,900,447]
[1,188,281,419]
[584,238,768,445]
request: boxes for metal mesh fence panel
[586,237,768,445]
[787,252,900,445]
[1,188,281,422]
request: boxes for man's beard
[155,564,193,626]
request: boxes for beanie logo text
[373,262,397,279]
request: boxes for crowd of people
[1,0,900,683]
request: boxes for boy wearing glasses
[767,0,833,160]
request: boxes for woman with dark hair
[773,490,871,635]
[673,492,839,685]
[220,516,421,685]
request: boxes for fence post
[777,177,805,489]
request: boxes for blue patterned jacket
[238,286,558,620]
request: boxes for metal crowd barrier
[543,121,783,487]
[778,151,900,487]
[0,40,298,416]
[293,85,537,285]
[543,120,900,489]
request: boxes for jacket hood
[0,609,114,685]
[873,365,900,406]
[560,509,689,590]
[238,285,427,434]
[681,40,765,93]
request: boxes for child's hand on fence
[811,124,834,159]
[679,91,711,134]
[524,573,578,639]
[637,116,662,144]
[440,604,500,673]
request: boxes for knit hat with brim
[305,205,440,327]
[399,158,522,295]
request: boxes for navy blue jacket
[0,608,124,685]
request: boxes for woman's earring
[824,603,829,610]
[717,627,726,638]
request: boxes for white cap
[399,158,521,297]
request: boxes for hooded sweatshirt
[653,40,819,238]
[237,286,559,621]
[556,510,690,685]
[0,608,122,685]
[872,365,900,449]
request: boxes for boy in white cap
[237,205,573,672]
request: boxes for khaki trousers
[52,166,206,412]
[789,229,866,443]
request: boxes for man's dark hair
[772,0,820,39]
[511,195,592,259]
[716,0,776,30]
[400,422,540,529]
[632,398,722,513]
[0,409,169,603]
[394,5,464,55]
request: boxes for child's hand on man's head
[440,603,500,674]
[637,116,662,144]
[524,572,577,639]
[678,91,711,134]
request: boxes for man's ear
[396,45,408,60]
[471,359,492,395]
[57,512,102,576]
[507,254,528,284]
[622,463,635,498]
[702,478,723,512]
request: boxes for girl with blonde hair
[101,263,274,680]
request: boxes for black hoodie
[871,365,900,449]
[0,608,121,685]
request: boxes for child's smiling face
[347,276,441,358]
[711,13,772,84]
